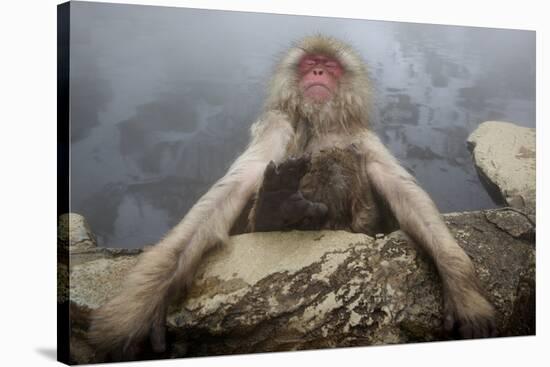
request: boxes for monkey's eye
[303,59,316,66]
[325,61,339,69]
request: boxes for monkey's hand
[443,287,497,339]
[262,155,310,191]
[253,156,328,231]
[88,257,171,361]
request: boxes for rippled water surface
[69,2,535,248]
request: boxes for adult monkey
[89,35,496,359]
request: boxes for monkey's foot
[443,290,497,339]
[253,156,328,231]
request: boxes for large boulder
[467,121,536,217]
[65,209,535,364]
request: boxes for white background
[0,0,547,366]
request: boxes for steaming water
[68,2,535,248]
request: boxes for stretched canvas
[57,1,536,364]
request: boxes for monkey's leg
[359,131,496,339]
[252,156,328,232]
[88,111,295,360]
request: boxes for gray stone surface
[58,213,98,251]
[58,213,96,305]
[467,121,536,216]
[66,209,535,363]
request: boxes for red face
[298,54,344,103]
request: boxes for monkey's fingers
[281,192,315,223]
[280,193,328,227]
[263,161,278,180]
[262,161,287,191]
[460,316,498,339]
[279,154,311,171]
[262,157,309,192]
[150,311,167,353]
[292,154,312,172]
[278,155,311,179]
[443,299,497,339]
[305,202,328,218]
[443,312,456,333]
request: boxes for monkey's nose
[313,68,324,76]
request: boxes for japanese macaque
[89,35,496,360]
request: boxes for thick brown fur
[89,35,496,361]
[249,145,397,235]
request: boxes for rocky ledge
[467,121,536,218]
[62,208,535,364]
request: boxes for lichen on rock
[66,209,535,363]
[467,121,535,218]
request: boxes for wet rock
[58,213,97,251]
[67,209,535,363]
[467,121,535,217]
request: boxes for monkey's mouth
[304,82,330,91]
[303,83,333,103]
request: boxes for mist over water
[69,2,535,248]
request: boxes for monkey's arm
[358,132,495,339]
[88,111,295,360]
